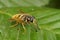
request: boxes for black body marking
[18,15,21,18]
[25,15,35,22]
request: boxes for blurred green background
[0,0,60,40]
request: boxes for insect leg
[33,19,40,32]
[22,23,26,34]
[11,22,18,27]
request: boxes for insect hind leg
[11,22,18,27]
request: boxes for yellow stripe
[19,14,24,18]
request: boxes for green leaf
[0,7,60,40]
[0,0,60,40]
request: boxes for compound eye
[30,18,33,22]
[28,17,33,22]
